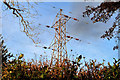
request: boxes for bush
[1,35,120,79]
[2,53,120,80]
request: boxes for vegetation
[83,1,120,49]
[1,35,120,80]
[1,1,120,80]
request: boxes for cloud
[67,2,113,42]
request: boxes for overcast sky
[2,2,118,64]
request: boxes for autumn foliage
[1,36,120,79]
[2,53,120,79]
[1,1,120,80]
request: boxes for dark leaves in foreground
[83,2,120,50]
[83,2,120,23]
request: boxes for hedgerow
[1,35,120,80]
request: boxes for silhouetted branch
[3,1,40,44]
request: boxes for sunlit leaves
[2,51,120,79]
[18,54,24,59]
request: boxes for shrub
[1,35,120,80]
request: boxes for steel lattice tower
[49,9,71,66]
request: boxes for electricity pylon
[49,9,71,66]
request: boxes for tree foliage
[0,34,14,67]
[83,1,120,49]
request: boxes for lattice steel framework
[49,9,71,66]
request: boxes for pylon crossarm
[51,20,60,28]
[51,17,71,28]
